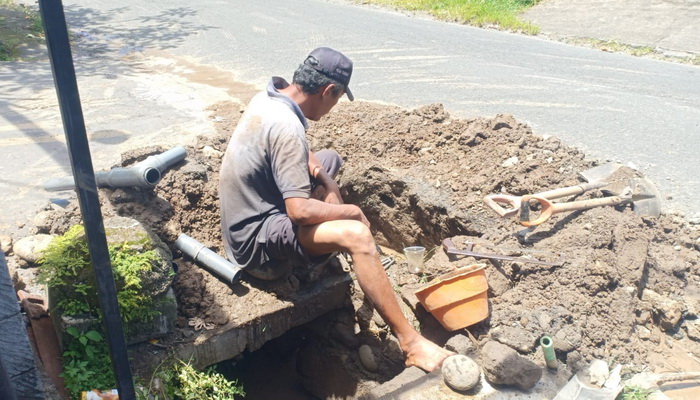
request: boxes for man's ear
[321,83,336,97]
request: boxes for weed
[0,37,19,61]
[357,0,540,34]
[143,357,245,399]
[60,327,114,398]
[38,224,160,328]
[618,385,652,400]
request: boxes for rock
[491,325,536,353]
[0,235,12,254]
[586,359,609,387]
[442,355,480,392]
[685,320,700,342]
[481,340,542,390]
[642,289,683,332]
[33,211,56,233]
[501,156,519,168]
[445,334,475,355]
[636,325,652,341]
[13,234,54,263]
[103,216,174,297]
[201,145,223,158]
[553,326,582,352]
[359,344,378,372]
[566,350,587,373]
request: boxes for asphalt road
[2,0,699,234]
[67,0,700,215]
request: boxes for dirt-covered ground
[8,98,700,397]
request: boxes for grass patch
[358,0,541,34]
[618,385,652,400]
[0,0,44,61]
[564,37,700,66]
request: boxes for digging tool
[483,162,623,218]
[519,177,661,227]
[442,238,564,267]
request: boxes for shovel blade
[578,162,624,183]
[630,178,662,217]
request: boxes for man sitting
[219,47,452,372]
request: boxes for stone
[494,325,538,353]
[103,216,174,297]
[553,326,582,352]
[586,359,609,387]
[33,211,56,233]
[685,319,700,342]
[501,156,519,167]
[445,334,476,355]
[642,289,683,332]
[491,325,536,353]
[442,355,480,392]
[566,350,587,373]
[13,234,54,263]
[636,325,652,341]
[481,340,542,390]
[0,235,12,254]
[201,145,223,158]
[359,344,378,372]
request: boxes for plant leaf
[85,330,102,342]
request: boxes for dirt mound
[11,99,700,395]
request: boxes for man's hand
[322,180,343,205]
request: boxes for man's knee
[339,222,375,254]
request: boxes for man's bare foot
[402,334,454,372]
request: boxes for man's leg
[297,219,453,372]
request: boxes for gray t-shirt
[219,77,311,268]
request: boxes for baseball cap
[303,47,354,101]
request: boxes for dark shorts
[246,149,343,281]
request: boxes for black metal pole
[37,1,135,398]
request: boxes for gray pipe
[174,233,242,284]
[137,146,187,172]
[43,146,187,191]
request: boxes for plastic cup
[403,246,426,274]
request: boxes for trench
[203,170,484,399]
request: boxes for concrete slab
[521,0,700,55]
[131,268,353,373]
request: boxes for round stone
[358,344,378,372]
[442,354,480,392]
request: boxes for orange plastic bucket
[414,264,489,331]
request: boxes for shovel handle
[484,181,608,218]
[519,194,631,227]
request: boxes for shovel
[483,163,623,218]
[519,177,661,227]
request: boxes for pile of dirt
[8,99,700,396]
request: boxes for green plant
[144,358,245,400]
[618,385,652,400]
[0,38,19,60]
[38,225,160,328]
[358,0,541,34]
[61,327,115,398]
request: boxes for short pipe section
[174,233,242,284]
[540,335,558,369]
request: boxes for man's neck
[279,84,317,120]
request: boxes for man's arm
[285,197,369,227]
[308,151,343,204]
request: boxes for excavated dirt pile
[10,99,700,396]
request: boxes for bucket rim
[415,263,487,295]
